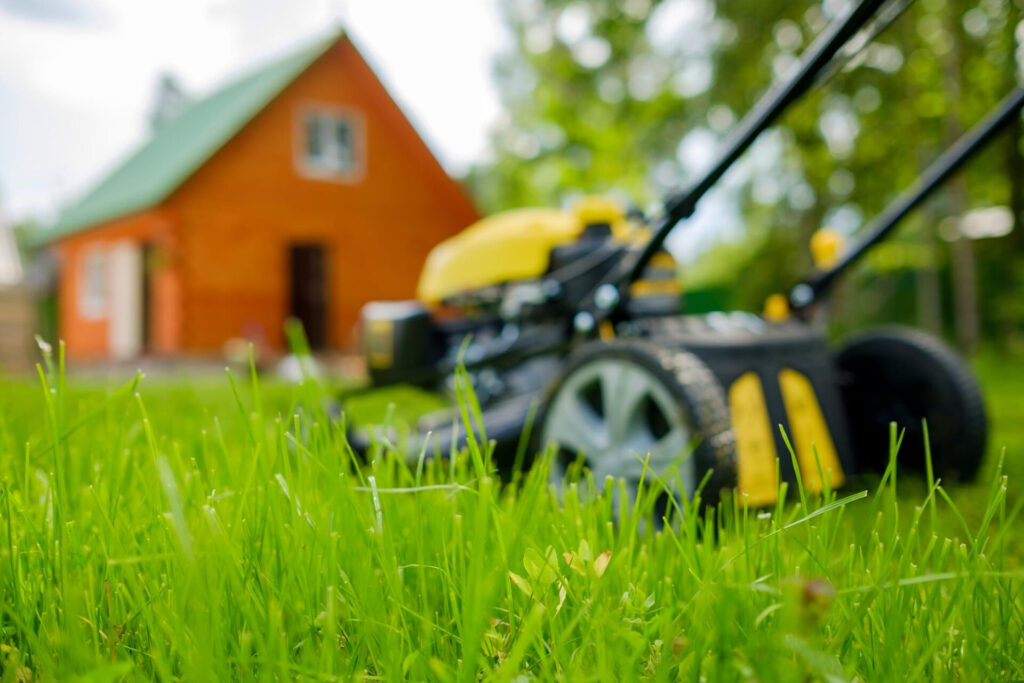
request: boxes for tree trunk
[916,214,943,335]
[905,51,944,335]
[951,229,979,352]
[1005,0,1023,249]
[943,4,979,353]
[1002,9,1023,345]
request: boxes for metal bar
[409,0,892,380]
[615,0,890,295]
[797,85,1024,308]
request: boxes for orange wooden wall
[54,210,181,359]
[55,36,478,359]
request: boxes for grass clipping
[0,345,1021,680]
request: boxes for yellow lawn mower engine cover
[417,196,652,306]
[362,197,680,386]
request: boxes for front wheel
[534,340,736,509]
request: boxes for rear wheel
[535,341,736,509]
[835,327,987,481]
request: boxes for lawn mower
[355,0,1021,506]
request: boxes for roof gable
[42,33,338,242]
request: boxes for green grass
[0,350,1021,681]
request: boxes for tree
[475,0,1024,347]
[149,72,191,130]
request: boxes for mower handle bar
[611,0,890,304]
[793,84,1024,311]
[417,0,896,384]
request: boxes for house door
[141,243,154,352]
[108,241,143,359]
[289,244,328,350]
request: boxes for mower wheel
[535,340,736,507]
[835,327,987,481]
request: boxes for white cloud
[0,0,504,220]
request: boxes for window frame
[294,104,366,183]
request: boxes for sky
[0,0,507,222]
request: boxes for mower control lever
[591,0,890,322]
[792,84,1024,314]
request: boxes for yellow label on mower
[365,319,395,369]
[777,368,844,492]
[729,372,779,506]
[629,279,681,298]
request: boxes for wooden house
[41,32,478,360]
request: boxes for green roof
[42,32,338,243]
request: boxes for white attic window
[297,106,365,182]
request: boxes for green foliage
[682,226,803,313]
[0,351,1022,679]
[475,0,1024,341]
[468,0,705,212]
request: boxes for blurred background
[0,0,1022,373]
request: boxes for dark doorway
[289,244,329,350]
[141,243,154,352]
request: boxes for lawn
[0,348,1021,680]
